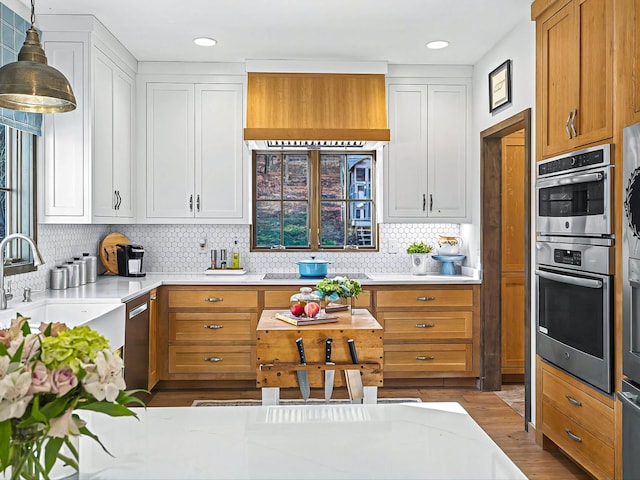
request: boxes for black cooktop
[263,272,369,280]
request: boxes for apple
[304,302,320,318]
[290,303,304,317]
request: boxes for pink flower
[27,362,52,395]
[0,330,11,346]
[39,322,68,337]
[47,407,85,438]
[51,368,78,397]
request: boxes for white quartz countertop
[77,402,525,480]
[15,270,480,305]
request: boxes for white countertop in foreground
[78,402,525,480]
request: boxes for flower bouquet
[314,276,363,314]
[0,315,144,479]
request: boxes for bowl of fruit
[289,287,322,317]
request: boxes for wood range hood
[244,72,390,149]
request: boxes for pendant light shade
[0,2,76,113]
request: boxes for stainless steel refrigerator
[621,121,640,477]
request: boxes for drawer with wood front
[541,367,614,446]
[167,289,258,309]
[169,312,257,343]
[263,289,372,309]
[168,345,256,375]
[376,289,474,309]
[379,311,473,342]
[541,401,614,480]
[383,344,474,375]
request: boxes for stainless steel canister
[49,267,68,290]
[83,253,98,283]
[63,262,80,288]
[73,257,87,285]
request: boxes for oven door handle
[536,171,604,189]
[618,391,640,410]
[535,269,603,289]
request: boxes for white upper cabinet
[385,81,470,223]
[141,79,246,222]
[39,16,137,224]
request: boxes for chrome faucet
[0,233,45,310]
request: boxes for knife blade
[345,338,364,403]
[295,337,311,401]
[324,337,335,403]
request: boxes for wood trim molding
[243,128,390,141]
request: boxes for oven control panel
[537,143,611,178]
[553,248,582,266]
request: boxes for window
[0,125,37,275]
[252,150,377,251]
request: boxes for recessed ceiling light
[193,37,217,47]
[426,40,449,50]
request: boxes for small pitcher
[438,235,463,255]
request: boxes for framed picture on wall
[488,59,512,113]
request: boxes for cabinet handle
[565,395,582,407]
[150,294,157,301]
[564,429,582,443]
[422,193,426,211]
[204,297,223,303]
[196,194,201,212]
[204,324,224,329]
[113,190,118,210]
[189,194,193,211]
[430,194,433,212]
[565,111,572,139]
[116,191,122,210]
[570,109,578,137]
[416,296,436,301]
[204,357,223,363]
[415,323,435,328]
[416,356,434,361]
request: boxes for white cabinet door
[92,49,116,218]
[427,84,467,219]
[112,68,134,218]
[41,39,88,220]
[146,83,195,218]
[385,84,428,220]
[195,84,244,219]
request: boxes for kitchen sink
[0,300,126,350]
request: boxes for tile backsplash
[13,223,462,291]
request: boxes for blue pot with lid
[297,257,331,277]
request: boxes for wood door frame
[480,109,532,426]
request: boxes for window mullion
[310,150,320,249]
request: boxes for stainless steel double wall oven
[536,144,614,394]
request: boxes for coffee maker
[116,244,146,277]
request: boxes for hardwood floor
[148,386,591,479]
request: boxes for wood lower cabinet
[163,287,258,380]
[376,285,480,381]
[537,356,615,479]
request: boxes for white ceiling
[26,0,532,65]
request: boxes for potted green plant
[407,241,433,275]
[314,276,362,314]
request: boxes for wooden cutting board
[99,233,129,274]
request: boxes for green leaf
[29,395,48,424]
[80,427,114,457]
[39,396,71,420]
[0,420,10,467]
[76,401,138,417]
[19,316,31,336]
[116,389,148,407]
[42,323,52,337]
[63,436,79,461]
[44,437,64,473]
[10,341,24,363]
[0,343,7,357]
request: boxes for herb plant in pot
[407,241,433,275]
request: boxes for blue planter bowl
[297,259,331,277]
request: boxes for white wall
[464,16,537,424]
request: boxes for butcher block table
[256,308,383,405]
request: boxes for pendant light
[0,0,76,113]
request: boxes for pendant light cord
[30,0,35,27]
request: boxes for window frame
[0,126,38,276]
[251,149,378,252]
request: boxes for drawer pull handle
[204,324,224,330]
[564,429,582,443]
[416,323,435,328]
[204,297,223,303]
[204,357,223,362]
[565,395,582,407]
[416,296,436,301]
[416,356,434,361]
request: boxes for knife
[295,337,311,401]
[324,337,334,403]
[345,338,364,403]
